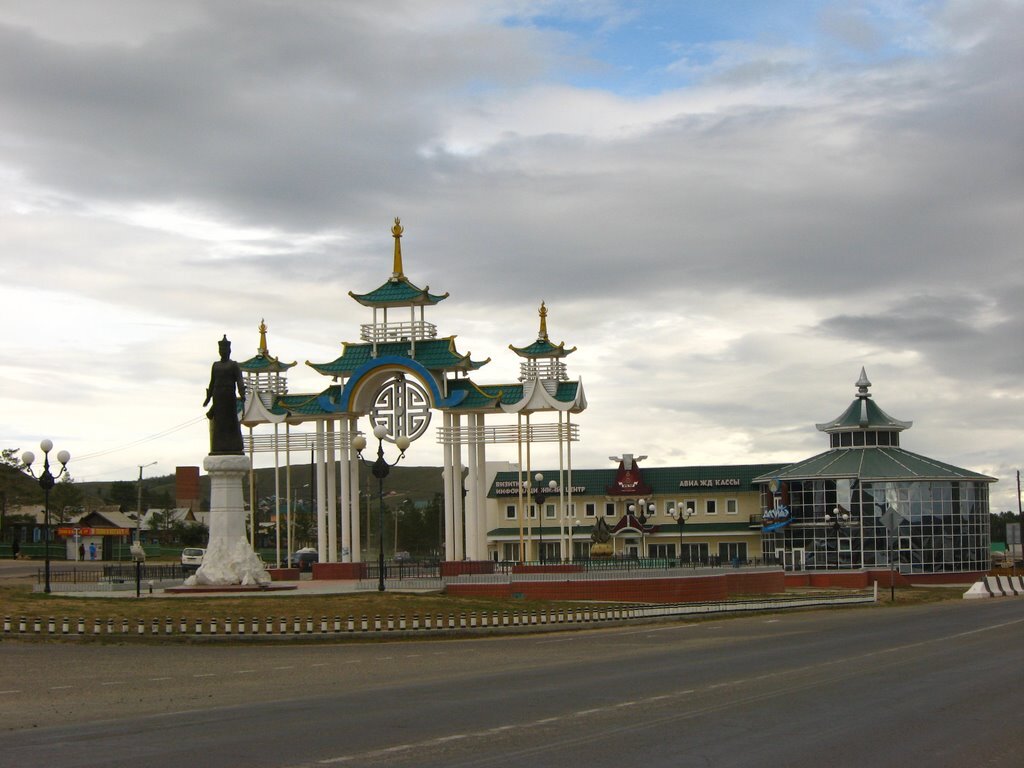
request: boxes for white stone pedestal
[185,454,270,587]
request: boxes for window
[545,503,556,519]
[584,502,597,518]
[528,504,537,519]
[726,498,738,515]
[604,502,616,517]
[681,543,709,564]
[648,543,676,559]
[705,499,717,515]
[503,543,521,561]
[719,542,747,562]
[684,499,697,516]
[565,502,576,517]
[504,504,516,520]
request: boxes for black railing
[362,561,442,581]
[37,564,191,584]
[494,556,781,574]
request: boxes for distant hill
[76,464,445,511]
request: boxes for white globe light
[40,438,53,453]
[352,435,367,452]
[396,435,411,452]
[372,424,388,440]
[57,450,71,465]
[21,451,35,467]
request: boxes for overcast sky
[1,0,1021,511]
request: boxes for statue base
[185,454,270,587]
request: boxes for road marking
[50,686,72,690]
[148,677,172,682]
[101,682,125,687]
[234,670,256,674]
[194,673,216,678]
[272,666,294,670]
[0,689,22,694]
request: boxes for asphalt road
[3,599,1023,768]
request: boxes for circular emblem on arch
[369,376,432,443]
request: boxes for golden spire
[258,318,268,355]
[391,217,405,280]
[538,301,549,342]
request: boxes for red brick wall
[313,562,367,580]
[446,572,784,602]
[440,561,496,577]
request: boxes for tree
[106,481,136,513]
[50,473,83,524]
[1,448,41,540]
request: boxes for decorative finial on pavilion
[258,318,269,356]
[537,301,549,342]
[856,367,872,399]
[391,217,405,280]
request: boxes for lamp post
[533,473,555,563]
[567,516,581,562]
[824,507,850,571]
[21,440,71,595]
[668,503,695,566]
[353,425,410,592]
[628,499,655,560]
[136,461,157,545]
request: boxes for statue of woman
[203,335,246,454]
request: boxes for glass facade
[762,478,990,573]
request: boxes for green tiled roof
[308,338,488,376]
[509,339,576,358]
[447,380,583,410]
[816,397,911,433]
[274,386,341,417]
[753,447,995,483]
[349,277,448,307]
[239,353,296,374]
[489,464,787,498]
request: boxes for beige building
[485,454,785,564]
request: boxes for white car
[181,547,205,571]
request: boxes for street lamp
[353,424,410,592]
[667,503,695,565]
[21,440,71,595]
[533,473,555,563]
[136,461,157,544]
[824,507,850,571]
[567,516,581,562]
[628,499,655,559]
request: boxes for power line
[72,416,207,463]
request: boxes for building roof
[815,368,912,433]
[752,447,996,484]
[348,218,449,308]
[488,463,787,498]
[238,319,297,374]
[308,338,488,377]
[509,302,576,359]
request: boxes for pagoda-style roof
[443,379,586,412]
[816,368,911,433]
[308,338,488,377]
[238,319,296,374]
[348,276,449,308]
[753,448,995,484]
[509,301,576,358]
[348,218,449,308]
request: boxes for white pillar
[273,423,281,568]
[475,413,488,559]
[349,417,362,562]
[315,420,327,562]
[339,423,351,562]
[327,420,338,562]
[452,414,465,560]
[464,416,478,561]
[442,411,456,562]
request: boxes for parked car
[289,548,318,572]
[180,547,205,572]
[394,551,412,563]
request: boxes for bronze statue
[204,335,246,455]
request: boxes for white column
[315,420,327,562]
[452,414,465,560]
[442,411,456,562]
[475,413,488,559]
[339,422,351,562]
[273,423,281,568]
[464,415,478,560]
[327,420,338,562]
[349,417,362,562]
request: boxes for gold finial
[258,318,268,355]
[538,301,549,341]
[391,217,405,279]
